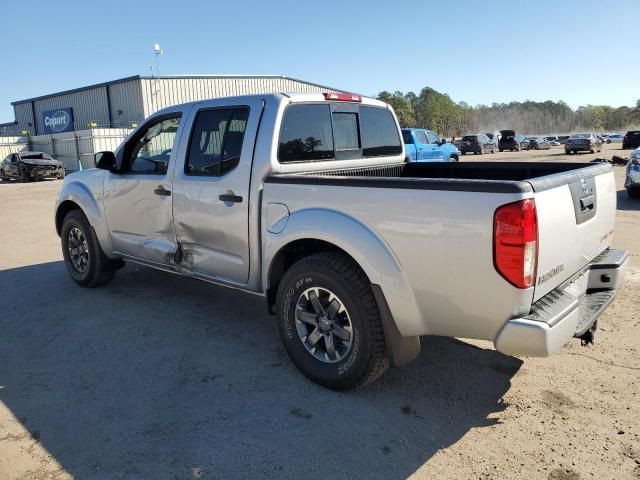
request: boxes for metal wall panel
[30,87,110,134]
[13,103,34,132]
[140,77,337,116]
[108,80,145,127]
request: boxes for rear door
[531,167,617,301]
[171,97,264,285]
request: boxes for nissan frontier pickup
[55,92,627,389]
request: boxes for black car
[460,134,497,155]
[623,131,640,149]
[498,130,528,152]
[0,151,65,182]
[527,136,552,150]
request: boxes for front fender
[55,171,116,258]
[263,208,423,337]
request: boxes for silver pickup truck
[55,92,628,390]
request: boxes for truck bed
[264,160,617,341]
[271,161,611,194]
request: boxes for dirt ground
[0,143,638,480]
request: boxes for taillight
[494,199,538,288]
[323,92,362,102]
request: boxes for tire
[450,155,459,162]
[57,171,65,180]
[61,210,117,287]
[477,148,483,155]
[499,149,503,152]
[628,188,640,199]
[20,168,30,183]
[275,252,388,390]
[461,151,466,155]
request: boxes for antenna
[153,43,163,77]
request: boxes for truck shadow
[0,261,521,479]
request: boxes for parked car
[625,148,640,198]
[565,133,603,154]
[498,130,529,151]
[528,136,552,150]
[402,128,460,162]
[54,92,627,389]
[545,136,561,146]
[0,151,65,182]
[622,131,640,149]
[607,133,624,144]
[459,134,497,155]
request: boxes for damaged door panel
[171,99,263,284]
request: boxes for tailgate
[531,164,616,302]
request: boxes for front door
[171,98,263,285]
[413,130,433,161]
[103,112,185,264]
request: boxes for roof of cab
[154,92,388,116]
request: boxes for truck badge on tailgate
[538,264,565,285]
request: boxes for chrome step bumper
[494,248,628,357]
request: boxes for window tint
[402,130,413,144]
[426,131,439,144]
[415,131,429,144]
[129,116,181,174]
[186,108,249,176]
[359,106,402,157]
[278,104,334,162]
[332,112,359,150]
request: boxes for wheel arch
[55,181,116,257]
[263,208,422,338]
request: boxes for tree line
[377,88,640,137]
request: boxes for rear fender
[263,208,423,337]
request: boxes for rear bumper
[566,144,595,151]
[494,248,628,357]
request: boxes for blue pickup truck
[402,128,460,162]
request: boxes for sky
[1,0,638,122]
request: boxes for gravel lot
[0,144,638,480]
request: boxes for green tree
[377,91,416,127]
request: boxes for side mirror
[95,151,116,171]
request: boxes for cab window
[185,107,249,176]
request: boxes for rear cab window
[278,103,401,163]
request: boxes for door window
[426,131,440,144]
[186,107,249,176]
[415,131,429,144]
[127,116,181,174]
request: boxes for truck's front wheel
[276,252,389,390]
[61,210,117,287]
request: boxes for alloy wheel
[68,227,89,273]
[295,287,354,363]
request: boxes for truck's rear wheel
[275,252,388,390]
[61,210,117,287]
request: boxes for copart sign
[42,108,74,134]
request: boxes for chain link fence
[0,128,133,171]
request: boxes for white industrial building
[0,74,344,169]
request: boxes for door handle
[219,193,243,203]
[154,185,171,196]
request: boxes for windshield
[462,135,477,141]
[20,153,51,160]
[570,134,590,139]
